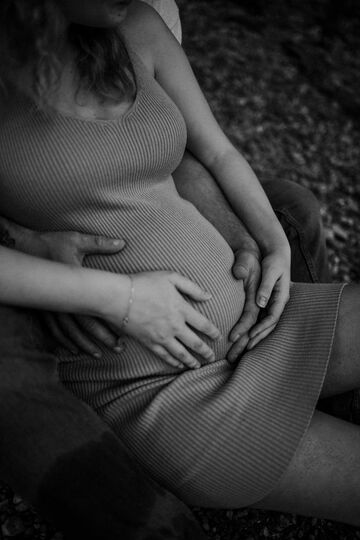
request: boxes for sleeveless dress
[0,52,344,507]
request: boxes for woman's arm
[0,246,219,369]
[0,245,130,316]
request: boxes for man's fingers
[56,314,103,357]
[43,313,79,354]
[75,315,120,351]
[229,276,260,342]
[232,262,249,281]
[79,234,126,255]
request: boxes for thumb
[232,261,249,281]
[79,235,126,256]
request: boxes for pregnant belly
[83,211,245,363]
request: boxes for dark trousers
[0,306,206,540]
[264,179,330,283]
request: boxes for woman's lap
[59,283,345,508]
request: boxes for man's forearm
[173,151,260,254]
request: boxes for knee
[266,180,324,238]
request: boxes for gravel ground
[1,1,360,538]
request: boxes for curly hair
[0,0,136,104]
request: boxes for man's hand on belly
[226,249,262,362]
[39,231,127,358]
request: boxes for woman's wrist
[90,271,132,322]
[257,223,290,259]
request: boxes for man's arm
[173,151,260,254]
[173,150,263,359]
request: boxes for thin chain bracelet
[120,275,135,330]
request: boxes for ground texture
[1,0,360,538]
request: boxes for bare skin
[253,285,360,526]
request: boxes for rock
[1,516,25,537]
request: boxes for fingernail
[258,297,267,308]
[112,239,124,246]
[114,346,124,353]
[247,342,254,350]
[192,362,201,369]
[93,352,102,359]
[230,333,240,343]
[203,291,212,299]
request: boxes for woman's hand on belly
[105,271,222,370]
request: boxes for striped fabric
[0,50,344,507]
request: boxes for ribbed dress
[0,51,344,507]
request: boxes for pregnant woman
[1,0,360,527]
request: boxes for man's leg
[262,180,330,283]
[0,305,206,540]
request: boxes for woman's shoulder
[120,1,172,71]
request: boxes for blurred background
[178,0,360,285]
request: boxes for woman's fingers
[150,344,184,369]
[170,272,212,302]
[165,338,202,369]
[152,331,214,370]
[177,327,216,363]
[184,304,221,341]
[256,265,279,308]
[227,334,250,363]
[249,276,290,344]
[247,323,277,350]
